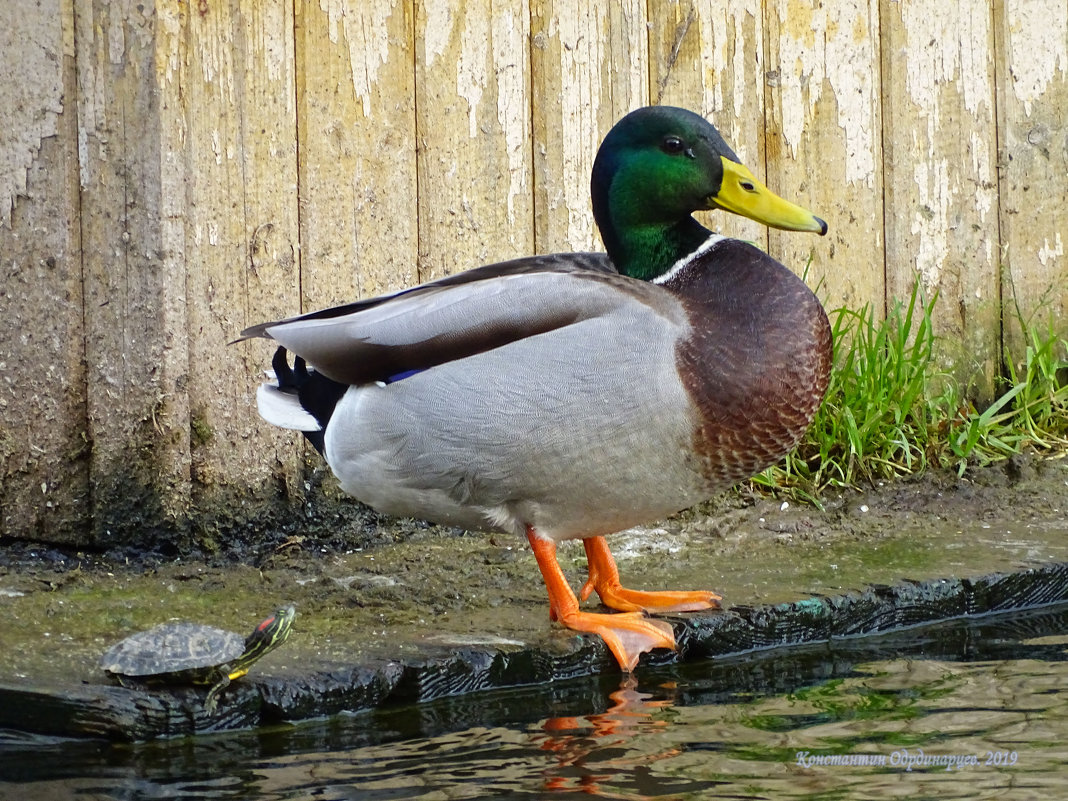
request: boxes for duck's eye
[661,136,687,155]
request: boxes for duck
[240,106,831,671]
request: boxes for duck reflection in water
[534,675,683,797]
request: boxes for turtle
[100,605,296,714]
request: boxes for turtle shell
[100,621,245,681]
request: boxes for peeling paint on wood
[297,1,417,308]
[1003,0,1068,117]
[320,0,394,119]
[415,0,533,281]
[765,0,884,314]
[0,0,65,228]
[994,0,1068,359]
[649,0,768,245]
[883,0,1000,395]
[1,1,1065,543]
[531,0,648,254]
[772,0,878,188]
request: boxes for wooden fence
[1,0,1065,545]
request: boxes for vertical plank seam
[527,0,538,255]
[643,0,652,106]
[989,0,1007,378]
[239,5,253,343]
[181,1,195,514]
[411,0,423,283]
[120,100,130,405]
[876,0,889,321]
[292,0,305,314]
[759,0,771,254]
[288,0,307,482]
[71,0,93,535]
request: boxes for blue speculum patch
[386,368,424,383]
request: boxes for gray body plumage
[258,260,716,542]
[323,299,707,540]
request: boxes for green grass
[754,283,1068,499]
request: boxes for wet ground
[0,454,1066,738]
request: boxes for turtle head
[232,605,296,676]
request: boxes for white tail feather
[256,383,321,432]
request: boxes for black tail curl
[271,346,347,456]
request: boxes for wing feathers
[246,262,653,386]
[238,252,616,341]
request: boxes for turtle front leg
[204,672,232,715]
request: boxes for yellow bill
[711,157,828,235]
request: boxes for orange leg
[526,527,675,672]
[579,536,722,613]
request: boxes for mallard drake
[241,106,831,671]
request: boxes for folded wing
[239,255,646,386]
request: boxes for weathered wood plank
[530,0,648,254]
[881,0,1000,399]
[993,0,1068,360]
[180,0,302,512]
[2,0,1065,546]
[296,0,418,309]
[414,0,534,281]
[0,2,89,542]
[764,0,884,312]
[76,1,193,544]
[648,0,770,246]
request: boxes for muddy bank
[0,456,1065,739]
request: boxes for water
[2,604,1066,800]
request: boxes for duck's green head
[591,106,827,280]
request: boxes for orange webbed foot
[554,609,675,672]
[580,536,722,613]
[582,583,723,613]
[526,527,678,671]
